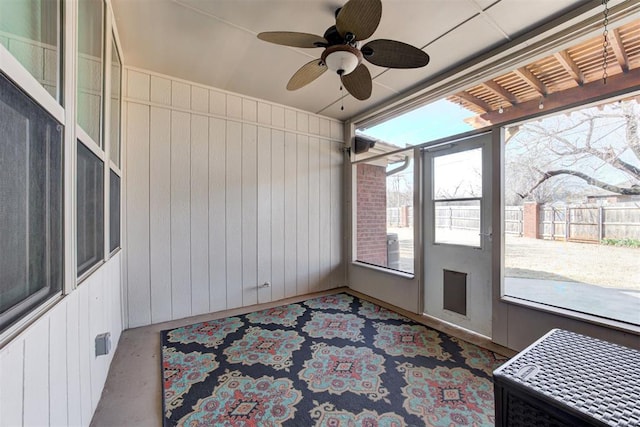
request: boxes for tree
[507,98,640,202]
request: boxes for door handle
[479,232,492,240]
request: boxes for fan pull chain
[340,85,344,111]
[601,0,610,84]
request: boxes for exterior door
[423,133,492,337]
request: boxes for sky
[358,98,475,147]
[358,99,480,201]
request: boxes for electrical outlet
[95,332,111,357]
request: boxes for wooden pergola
[449,19,640,127]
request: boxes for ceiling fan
[257,0,429,101]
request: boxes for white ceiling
[112,0,592,121]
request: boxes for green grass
[601,238,640,248]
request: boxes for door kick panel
[443,269,467,315]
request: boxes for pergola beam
[481,81,518,105]
[480,67,640,125]
[455,91,492,113]
[554,50,584,86]
[609,28,629,73]
[514,67,548,96]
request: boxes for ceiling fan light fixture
[322,45,362,76]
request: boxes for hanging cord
[340,85,344,111]
[601,0,610,84]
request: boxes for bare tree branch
[623,102,640,160]
[518,168,640,199]
[522,121,640,179]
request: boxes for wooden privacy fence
[539,205,640,242]
[389,204,640,242]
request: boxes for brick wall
[356,163,388,266]
[523,202,540,238]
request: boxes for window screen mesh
[109,170,120,253]
[0,72,63,332]
[77,142,104,276]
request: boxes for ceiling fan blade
[287,59,328,90]
[257,31,327,48]
[336,0,382,41]
[341,64,372,100]
[362,39,430,68]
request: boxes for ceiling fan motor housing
[321,44,363,75]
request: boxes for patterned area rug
[161,293,508,426]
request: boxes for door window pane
[433,148,482,199]
[434,200,481,246]
[77,0,103,145]
[110,36,121,166]
[0,72,63,332]
[433,147,482,247]
[77,142,104,276]
[109,170,120,253]
[0,0,60,100]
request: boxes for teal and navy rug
[161,293,508,426]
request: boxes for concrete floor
[89,288,514,426]
[505,277,640,325]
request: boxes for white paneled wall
[124,68,345,328]
[0,254,123,427]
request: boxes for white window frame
[0,0,66,342]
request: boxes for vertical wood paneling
[297,112,309,133]
[127,70,150,101]
[191,86,209,113]
[23,319,50,426]
[242,99,257,122]
[171,111,192,319]
[209,118,227,312]
[330,120,343,141]
[226,121,243,308]
[110,254,124,346]
[77,285,93,425]
[319,140,332,289]
[125,69,347,327]
[308,137,321,293]
[319,118,331,138]
[209,90,226,116]
[257,127,272,303]
[257,102,271,125]
[331,141,343,287]
[0,258,122,427]
[270,130,285,302]
[126,102,151,327]
[48,303,68,426]
[25,320,52,426]
[296,135,309,295]
[191,114,210,315]
[0,338,24,426]
[242,124,258,306]
[285,109,296,130]
[309,115,320,135]
[172,81,191,109]
[150,75,171,105]
[66,291,82,427]
[1,258,123,427]
[149,107,172,323]
[89,271,107,408]
[284,132,297,298]
[227,95,242,119]
[272,106,284,128]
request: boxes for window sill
[500,295,640,336]
[352,261,415,279]
[77,259,106,285]
[109,247,122,258]
[0,293,64,349]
